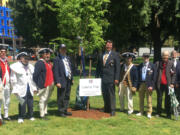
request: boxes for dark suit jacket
[53,54,73,88]
[96,51,120,84]
[119,64,138,88]
[33,60,46,89]
[176,61,180,84]
[138,62,156,89]
[155,60,176,90]
[0,66,2,79]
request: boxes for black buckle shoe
[59,113,67,117]
[40,117,49,120]
[110,111,116,116]
[4,117,11,121]
[64,112,72,116]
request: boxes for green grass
[0,76,180,135]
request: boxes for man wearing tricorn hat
[33,48,54,120]
[10,52,37,123]
[0,44,11,121]
[119,52,138,115]
[136,53,156,119]
[53,44,74,117]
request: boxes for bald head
[162,51,169,62]
[162,51,169,56]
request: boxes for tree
[49,0,109,54]
[107,0,180,62]
[9,0,59,47]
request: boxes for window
[1,19,4,25]
[6,11,8,17]
[7,29,9,35]
[2,28,5,35]
[0,10,3,16]
[7,20,9,26]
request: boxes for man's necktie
[64,58,71,79]
[103,54,109,66]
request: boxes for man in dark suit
[119,52,138,115]
[155,51,176,118]
[171,50,179,68]
[171,50,180,111]
[136,53,156,119]
[96,40,120,116]
[53,44,73,117]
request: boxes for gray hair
[171,50,177,56]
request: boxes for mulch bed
[67,108,111,120]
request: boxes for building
[0,0,22,58]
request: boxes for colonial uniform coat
[33,59,54,117]
[96,51,120,113]
[119,63,138,113]
[10,61,37,119]
[0,58,11,119]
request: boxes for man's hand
[170,84,174,88]
[148,87,153,92]
[114,80,119,85]
[34,91,38,95]
[56,83,61,88]
[131,87,137,92]
[176,84,179,88]
[72,80,74,85]
[14,93,18,96]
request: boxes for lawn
[0,76,180,135]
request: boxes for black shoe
[4,117,11,121]
[40,117,49,120]
[110,111,116,116]
[59,113,67,117]
[64,112,72,116]
[167,115,171,119]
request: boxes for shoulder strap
[122,64,134,82]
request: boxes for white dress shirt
[62,56,71,78]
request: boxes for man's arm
[114,52,120,83]
[33,61,42,85]
[53,58,61,84]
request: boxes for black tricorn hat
[0,44,9,51]
[16,52,29,60]
[121,52,136,58]
[38,48,53,54]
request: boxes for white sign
[79,78,102,97]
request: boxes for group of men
[0,44,73,124]
[96,40,180,119]
[0,40,179,124]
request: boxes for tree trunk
[151,13,162,63]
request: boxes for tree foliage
[9,0,59,47]
[50,0,109,54]
[107,0,180,61]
